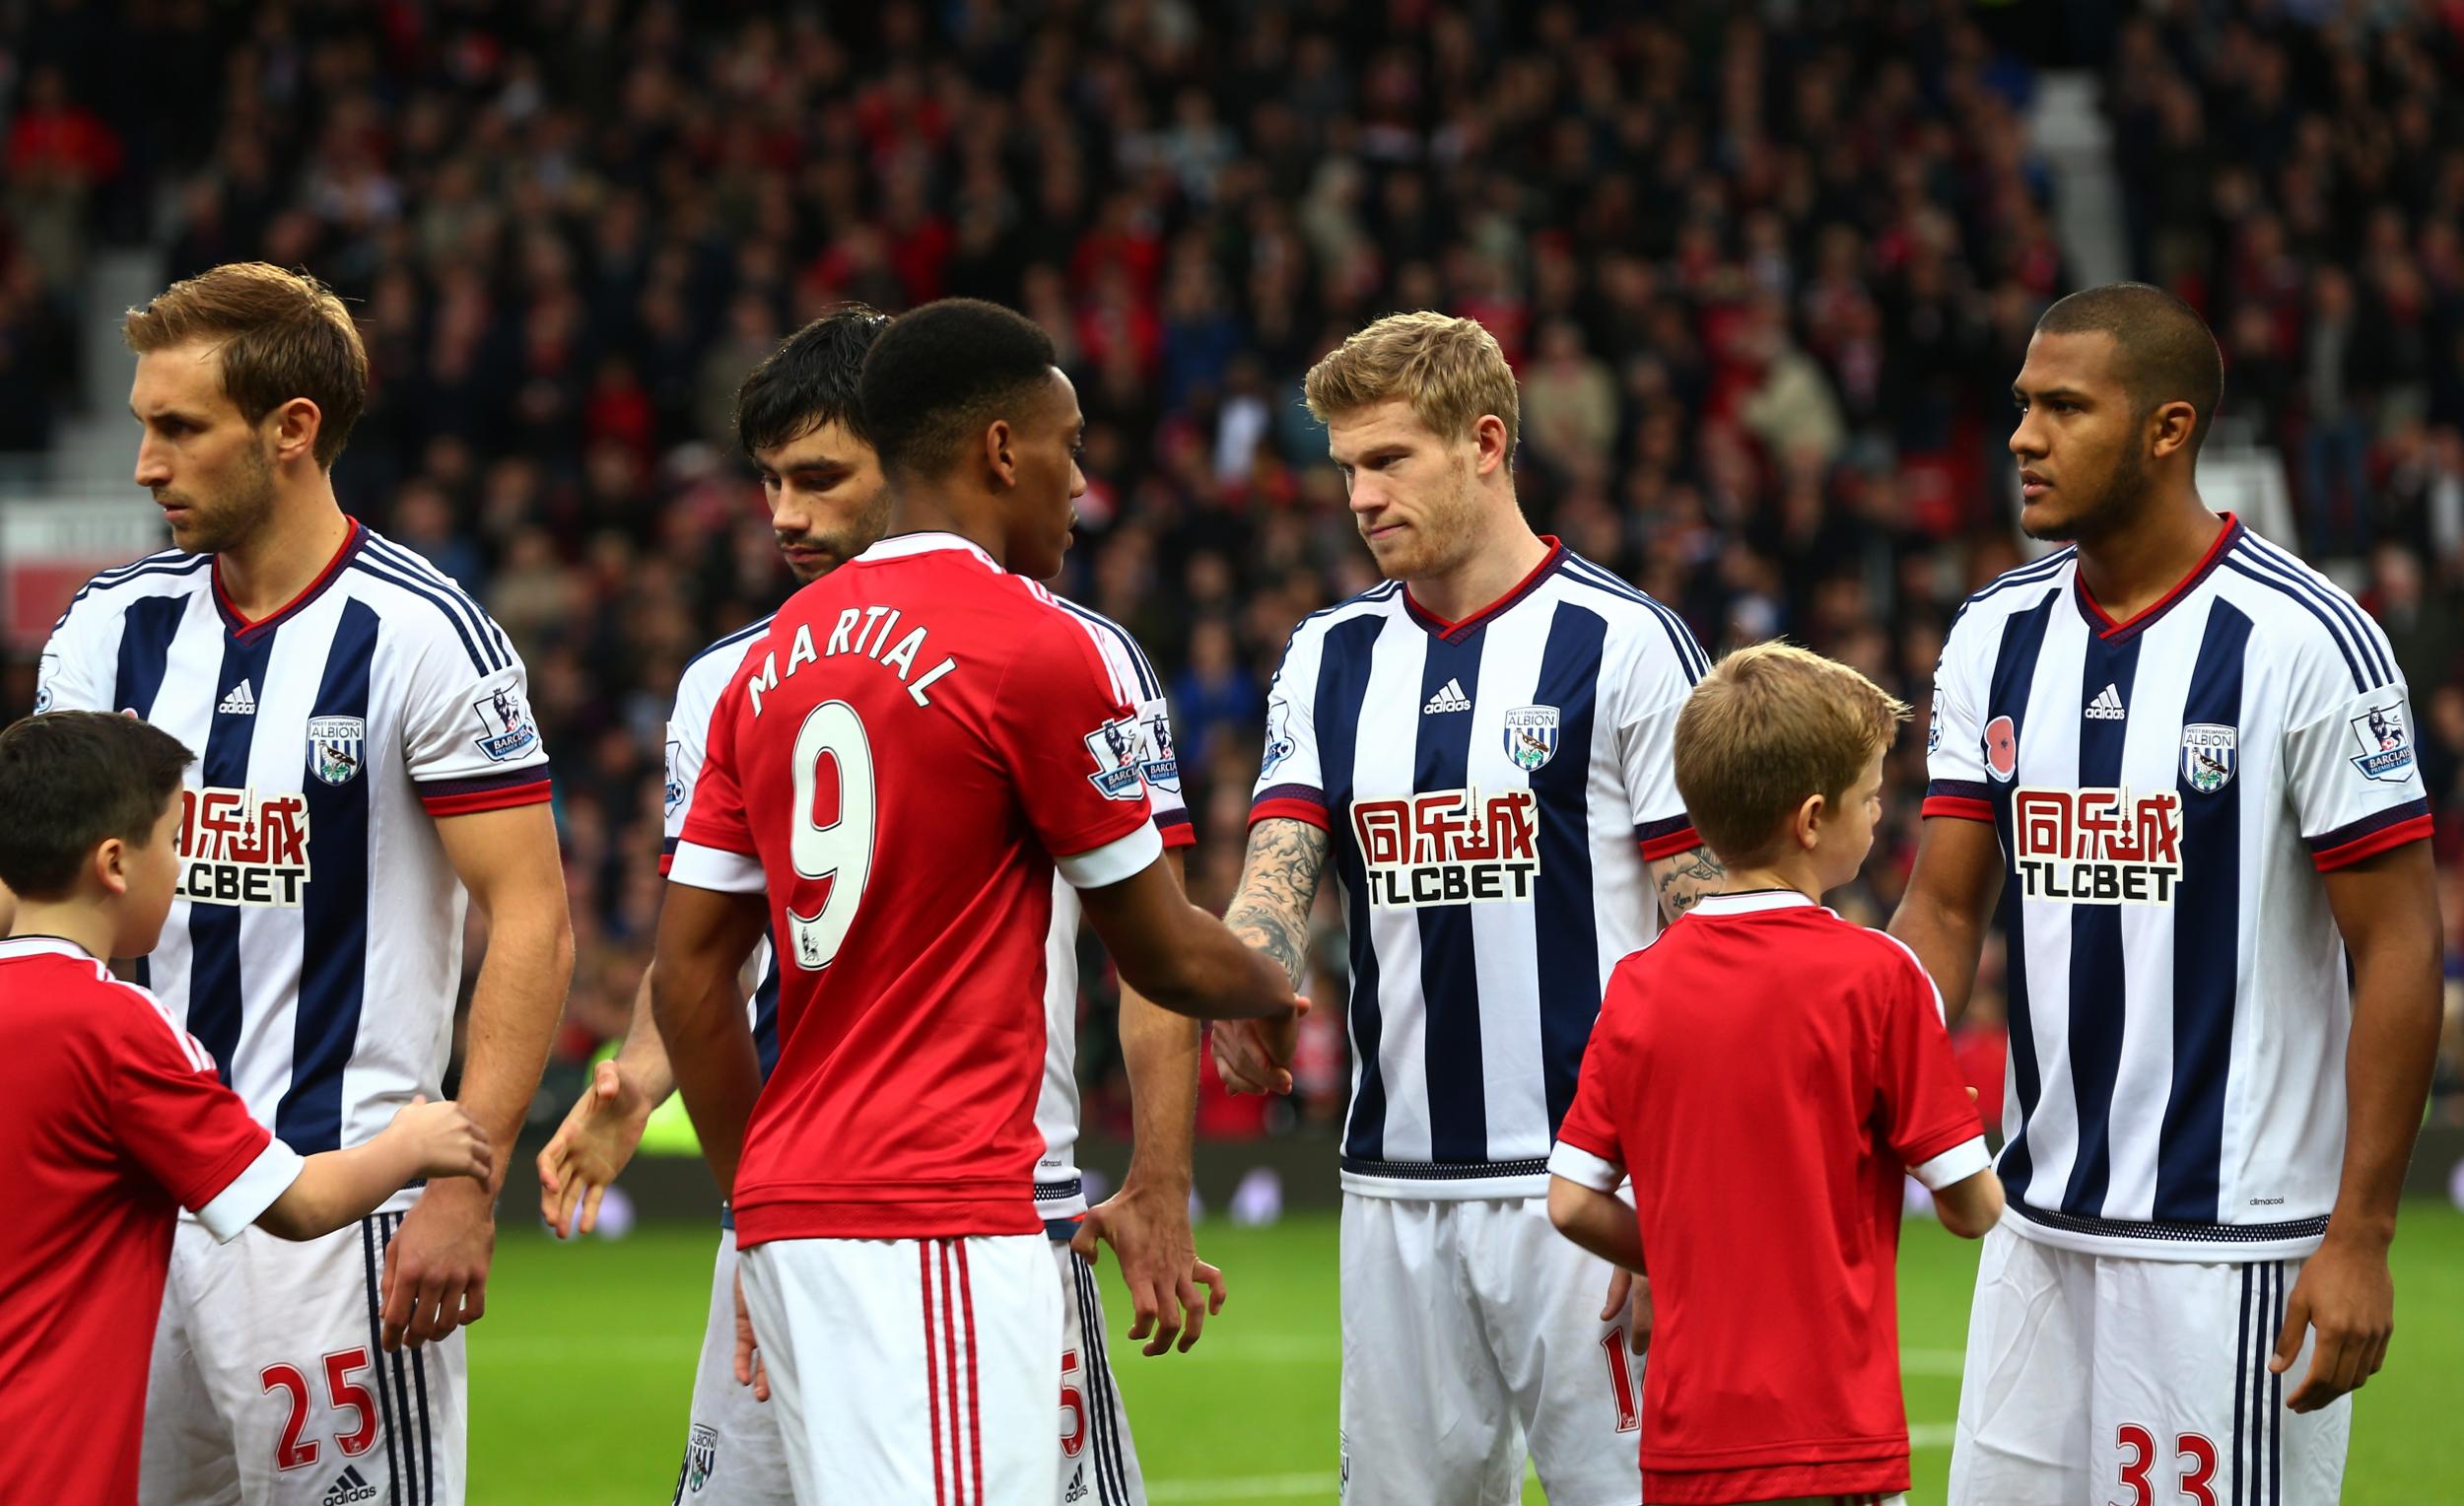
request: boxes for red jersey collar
[213,518,365,640]
[1403,536,1565,643]
[2072,513,2240,643]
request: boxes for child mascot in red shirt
[1547,643,2005,1506]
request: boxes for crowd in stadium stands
[5,1,2462,1128]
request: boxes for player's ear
[1793,792,1826,851]
[2147,398,2198,463]
[269,396,323,469]
[93,836,132,899]
[1472,414,1511,477]
[984,417,1017,489]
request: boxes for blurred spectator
[1,0,2459,1125]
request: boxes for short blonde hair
[1674,642,1910,866]
[1303,311,1519,452]
[124,262,368,469]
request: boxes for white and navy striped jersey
[1249,539,1707,1198]
[34,522,553,1191]
[663,593,1190,1224]
[1924,514,2432,1261]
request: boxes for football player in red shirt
[1546,645,2003,1506]
[0,711,490,1506]
[653,300,1304,1504]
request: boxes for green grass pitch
[472,1201,2464,1503]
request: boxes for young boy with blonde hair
[1547,643,2004,1506]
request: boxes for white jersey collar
[0,934,100,963]
[854,531,1000,570]
[1688,889,1824,918]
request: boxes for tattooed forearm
[1223,818,1331,989]
[1650,847,1726,922]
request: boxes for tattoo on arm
[1652,847,1726,922]
[1223,819,1331,989]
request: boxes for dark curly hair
[733,304,893,462]
[856,299,1061,480]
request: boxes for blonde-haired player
[1214,311,1724,1504]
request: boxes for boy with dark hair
[0,712,490,1506]
[1546,643,2003,1506]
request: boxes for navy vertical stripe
[404,1221,436,1506]
[279,599,379,1153]
[1319,617,1387,1162]
[360,1217,406,1504]
[2156,601,2251,1221]
[2060,629,2145,1213]
[2232,1263,2252,1506]
[1530,603,1606,1135]
[186,629,278,1082]
[1074,1255,1132,1503]
[1413,628,1487,1163]
[111,594,189,717]
[1986,595,2058,1200]
[381,1215,427,1505]
[751,946,785,1081]
[2268,1263,2284,1506]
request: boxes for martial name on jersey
[1251,538,1706,1196]
[1924,516,2432,1259]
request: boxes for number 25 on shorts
[260,1349,380,1471]
[2115,1423,2219,1506]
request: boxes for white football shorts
[140,1212,464,1506]
[1950,1219,2350,1505]
[1338,1194,1642,1506]
[737,1232,1061,1506]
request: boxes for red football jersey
[1548,891,1989,1505]
[673,532,1163,1244]
[0,936,305,1506]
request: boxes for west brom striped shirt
[664,595,1191,1222]
[1924,514,2432,1260]
[34,521,553,1186]
[1250,538,1706,1198]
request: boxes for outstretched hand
[1071,1186,1227,1355]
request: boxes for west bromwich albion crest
[682,1422,718,1493]
[2180,722,2236,794]
[307,717,367,787]
[1503,706,1560,772]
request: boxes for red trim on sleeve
[2310,813,2433,871]
[657,854,674,876]
[422,779,552,817]
[1922,794,1997,823]
[1637,825,1703,861]
[1250,796,1330,831]
[1156,813,1198,851]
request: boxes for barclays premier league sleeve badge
[471,686,541,762]
[1084,716,1146,800]
[2347,704,2415,782]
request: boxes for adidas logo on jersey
[1063,1464,1088,1502]
[1422,678,1472,715]
[218,679,258,717]
[321,1466,377,1505]
[2085,683,2126,720]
